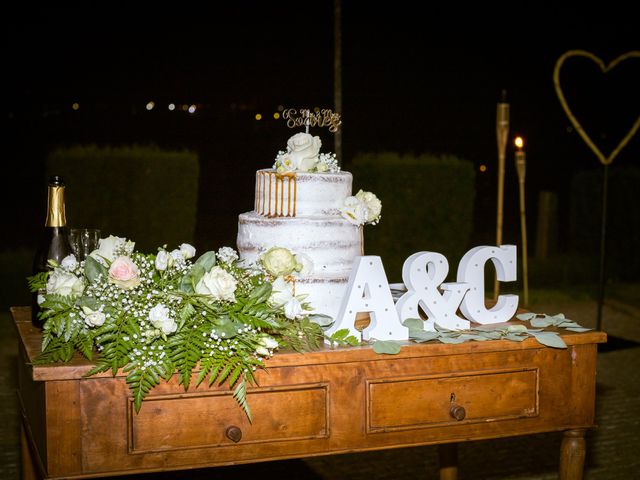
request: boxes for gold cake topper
[282,108,342,133]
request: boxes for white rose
[46,269,84,297]
[260,247,299,277]
[283,296,305,320]
[258,334,279,350]
[355,190,382,223]
[170,249,184,264]
[61,254,78,271]
[90,235,129,263]
[255,345,270,357]
[179,243,196,259]
[340,196,369,226]
[268,276,294,307]
[82,306,106,327]
[294,253,314,276]
[195,266,237,302]
[148,304,177,335]
[287,133,322,172]
[155,250,170,271]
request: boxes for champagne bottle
[31,175,73,326]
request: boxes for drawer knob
[450,405,466,421]
[225,426,243,443]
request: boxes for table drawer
[366,367,538,433]
[129,382,329,453]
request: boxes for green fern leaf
[233,378,252,422]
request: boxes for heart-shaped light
[553,50,640,165]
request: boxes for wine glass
[70,228,101,261]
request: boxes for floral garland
[28,236,336,420]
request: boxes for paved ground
[1,295,638,479]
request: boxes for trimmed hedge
[350,152,475,283]
[46,145,199,252]
[570,165,640,281]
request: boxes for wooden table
[13,306,606,479]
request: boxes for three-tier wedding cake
[237,130,380,321]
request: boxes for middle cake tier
[237,212,362,279]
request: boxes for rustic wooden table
[13,306,606,480]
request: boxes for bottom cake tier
[237,212,362,320]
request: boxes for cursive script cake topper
[282,108,342,133]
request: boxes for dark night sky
[4,3,639,250]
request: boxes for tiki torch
[515,136,529,307]
[494,90,510,299]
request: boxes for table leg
[20,423,39,480]
[559,429,586,480]
[438,443,458,480]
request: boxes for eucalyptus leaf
[516,312,536,321]
[556,321,581,328]
[189,264,206,289]
[85,256,107,284]
[403,318,425,331]
[507,324,528,333]
[566,327,592,332]
[372,340,401,355]
[530,332,567,349]
[458,333,489,341]
[474,330,503,340]
[194,251,217,272]
[409,329,440,342]
[309,313,334,327]
[505,333,528,342]
[212,318,241,339]
[438,336,466,344]
[530,317,555,328]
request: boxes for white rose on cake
[340,196,369,226]
[340,190,382,226]
[355,190,382,224]
[274,133,322,173]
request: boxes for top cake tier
[254,169,352,217]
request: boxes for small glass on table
[70,228,101,261]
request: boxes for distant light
[255,113,262,121]
[515,136,524,149]
[313,106,320,112]
[479,164,487,172]
[273,112,280,120]
[188,105,196,114]
[146,101,155,111]
[72,103,80,111]
[168,103,176,111]
[277,105,284,112]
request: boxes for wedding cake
[237,131,380,321]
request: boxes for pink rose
[109,256,141,289]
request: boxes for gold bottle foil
[45,185,67,227]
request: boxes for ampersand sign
[553,50,640,165]
[395,252,470,331]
